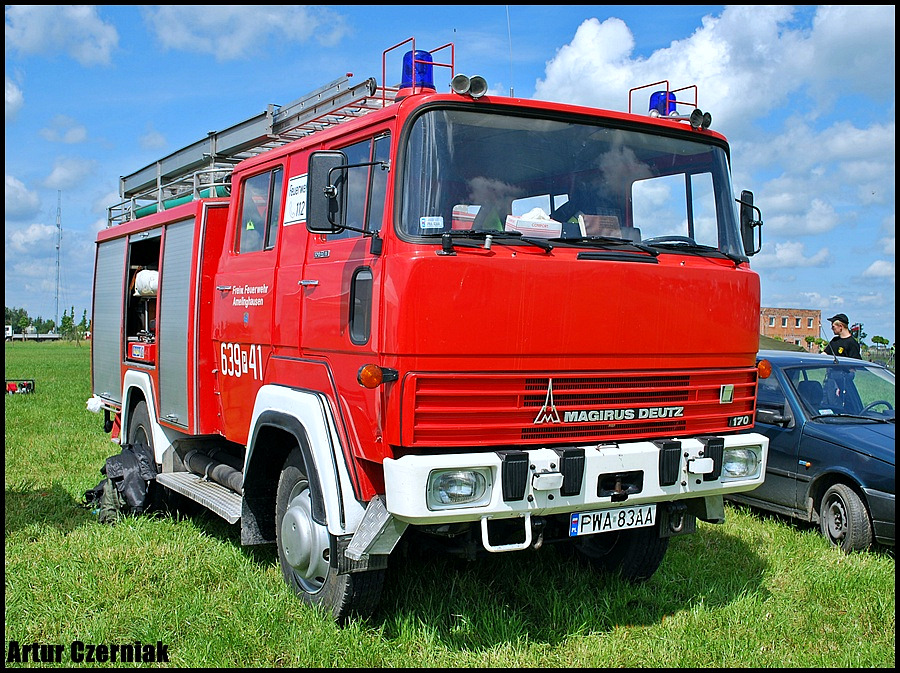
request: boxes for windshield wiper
[644,239,745,264]
[810,413,893,423]
[554,235,659,256]
[423,229,553,252]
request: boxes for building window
[781,317,788,328]
[768,316,775,327]
[795,317,801,328]
[808,318,814,328]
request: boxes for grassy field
[4,341,895,667]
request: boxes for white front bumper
[383,434,768,525]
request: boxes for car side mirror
[737,189,763,256]
[307,150,347,233]
[756,408,789,427]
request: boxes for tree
[60,307,76,341]
[872,335,889,349]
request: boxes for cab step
[156,472,242,524]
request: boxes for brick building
[760,307,822,351]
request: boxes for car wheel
[819,483,872,552]
[574,523,669,583]
[275,447,384,623]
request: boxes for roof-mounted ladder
[109,74,393,226]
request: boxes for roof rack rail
[108,74,395,227]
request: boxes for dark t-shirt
[824,335,861,359]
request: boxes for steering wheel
[861,399,893,414]
[643,235,696,245]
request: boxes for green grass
[5,342,895,667]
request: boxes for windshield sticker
[420,216,444,229]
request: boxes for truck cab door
[212,166,283,444]
[300,134,390,455]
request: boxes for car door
[751,370,804,510]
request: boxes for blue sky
[5,5,895,344]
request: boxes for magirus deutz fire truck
[91,39,768,622]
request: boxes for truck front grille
[401,368,756,447]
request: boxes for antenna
[506,6,514,96]
[56,190,61,334]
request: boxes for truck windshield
[398,108,745,258]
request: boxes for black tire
[574,522,669,583]
[819,483,872,552]
[126,399,167,513]
[127,400,153,447]
[275,447,384,623]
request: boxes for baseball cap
[827,313,850,326]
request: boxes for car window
[757,376,788,416]
[785,363,895,420]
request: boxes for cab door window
[237,167,283,253]
[330,134,390,240]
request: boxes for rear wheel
[275,447,384,623]
[574,523,669,583]
[819,483,872,552]
[127,400,153,447]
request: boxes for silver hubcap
[280,480,330,593]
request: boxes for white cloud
[139,126,167,151]
[5,74,24,120]
[5,222,57,255]
[4,5,119,66]
[751,240,831,269]
[5,174,40,220]
[39,115,88,144]
[142,6,349,61]
[861,260,895,279]
[534,6,895,132]
[43,157,98,191]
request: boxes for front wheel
[819,483,873,552]
[275,448,384,623]
[573,523,669,583]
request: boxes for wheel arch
[121,369,182,465]
[806,469,871,524]
[242,385,367,545]
[242,412,324,545]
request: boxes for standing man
[823,313,861,359]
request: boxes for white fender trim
[249,384,367,537]
[122,370,186,464]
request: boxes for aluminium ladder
[109,75,393,226]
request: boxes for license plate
[569,503,656,537]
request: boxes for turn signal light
[357,364,399,388]
[757,359,772,379]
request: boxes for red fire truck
[91,39,768,622]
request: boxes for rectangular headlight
[722,446,761,480]
[426,468,491,510]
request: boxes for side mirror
[755,408,790,427]
[737,189,763,256]
[307,150,347,233]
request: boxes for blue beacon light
[649,90,677,117]
[399,50,436,96]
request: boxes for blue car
[728,350,894,552]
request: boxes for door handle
[299,280,319,287]
[216,285,233,292]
